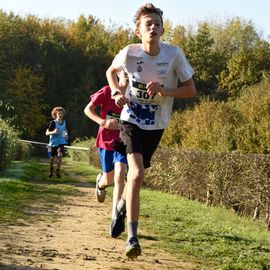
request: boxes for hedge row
[146,148,270,227]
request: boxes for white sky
[0,0,269,39]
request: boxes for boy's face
[56,111,64,119]
[135,13,164,43]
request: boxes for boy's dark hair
[134,3,163,27]
[51,106,65,119]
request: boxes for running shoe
[95,173,105,203]
[110,208,126,238]
[125,237,141,259]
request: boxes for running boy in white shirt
[106,3,196,258]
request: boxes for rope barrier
[19,139,90,151]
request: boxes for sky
[0,0,269,39]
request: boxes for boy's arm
[45,129,58,136]
[106,65,121,95]
[147,78,196,99]
[45,121,57,136]
[84,101,106,127]
[106,65,128,108]
[84,101,119,129]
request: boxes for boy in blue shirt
[46,106,68,178]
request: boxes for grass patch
[64,158,100,180]
[0,159,82,224]
[140,190,270,270]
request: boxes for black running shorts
[50,144,65,157]
[118,121,164,169]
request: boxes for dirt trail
[0,166,196,270]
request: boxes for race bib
[106,111,120,121]
[129,81,165,105]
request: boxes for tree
[5,66,47,137]
[185,23,223,94]
[210,17,270,97]
[219,41,270,98]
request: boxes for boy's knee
[128,169,144,186]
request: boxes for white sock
[117,198,126,213]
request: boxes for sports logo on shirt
[136,61,144,72]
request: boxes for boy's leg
[98,171,114,188]
[110,161,127,237]
[112,162,126,218]
[49,147,58,177]
[126,153,144,222]
[56,153,62,169]
[56,146,64,178]
[56,154,62,177]
[95,149,115,202]
[118,122,163,257]
[49,157,54,177]
[95,170,114,203]
[125,152,144,258]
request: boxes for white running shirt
[112,42,194,130]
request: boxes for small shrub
[0,119,19,171]
[12,140,32,160]
[235,77,270,153]
[67,137,100,167]
[161,98,238,152]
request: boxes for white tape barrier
[19,139,90,151]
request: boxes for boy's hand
[113,94,128,108]
[103,119,119,129]
[54,128,59,134]
[146,81,167,97]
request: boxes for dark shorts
[49,144,65,157]
[116,121,164,169]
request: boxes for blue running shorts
[98,148,127,173]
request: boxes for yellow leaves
[5,66,47,137]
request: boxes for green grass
[1,159,269,270]
[0,159,82,224]
[139,190,270,270]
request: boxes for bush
[12,140,32,160]
[0,119,19,171]
[161,98,238,152]
[235,77,270,153]
[67,137,100,167]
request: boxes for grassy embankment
[0,158,269,270]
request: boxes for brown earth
[0,164,197,270]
